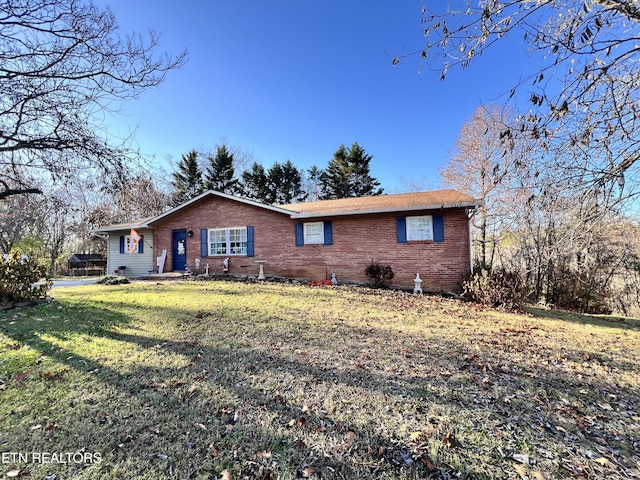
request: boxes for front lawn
[0,281,638,479]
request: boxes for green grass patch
[0,281,638,479]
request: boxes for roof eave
[289,201,483,219]
[92,223,153,234]
[145,190,294,226]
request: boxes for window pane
[209,229,227,255]
[407,216,433,241]
[229,228,247,255]
[304,222,324,244]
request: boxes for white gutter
[288,201,483,219]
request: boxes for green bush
[96,275,130,285]
[0,251,51,304]
[463,267,524,310]
[365,263,395,288]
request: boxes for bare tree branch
[403,0,640,212]
[0,0,187,200]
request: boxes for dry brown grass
[0,280,638,479]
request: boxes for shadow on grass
[1,291,638,479]
[526,306,640,331]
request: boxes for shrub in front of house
[462,267,524,310]
[0,251,51,304]
[365,262,395,288]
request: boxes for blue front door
[172,229,187,271]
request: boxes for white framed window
[406,215,433,241]
[120,234,143,254]
[303,222,325,244]
[208,227,247,255]
[125,235,133,252]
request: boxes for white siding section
[106,229,155,277]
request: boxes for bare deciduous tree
[440,104,521,268]
[0,0,187,200]
[400,1,640,213]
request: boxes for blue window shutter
[295,223,304,247]
[119,236,125,253]
[323,221,333,245]
[396,217,407,243]
[200,229,208,257]
[433,215,445,242]
[246,226,255,257]
[138,236,144,253]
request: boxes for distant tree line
[170,141,383,206]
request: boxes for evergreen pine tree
[171,150,204,205]
[268,160,307,205]
[348,142,384,197]
[240,162,269,201]
[320,145,351,200]
[320,142,383,199]
[204,145,240,194]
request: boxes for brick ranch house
[94,189,481,291]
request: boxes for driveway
[50,278,100,289]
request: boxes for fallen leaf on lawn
[30,424,42,430]
[420,456,435,470]
[208,443,219,457]
[512,453,533,465]
[256,450,272,459]
[344,430,357,448]
[6,343,21,350]
[194,422,207,430]
[442,432,463,448]
[117,432,134,444]
[187,384,199,395]
[595,457,617,469]
[302,467,315,477]
[15,371,28,383]
[45,422,59,431]
[220,469,233,480]
[5,469,21,478]
[513,464,527,479]
[409,430,425,442]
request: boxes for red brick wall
[153,196,471,291]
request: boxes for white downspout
[467,207,479,273]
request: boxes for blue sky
[99,1,533,193]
